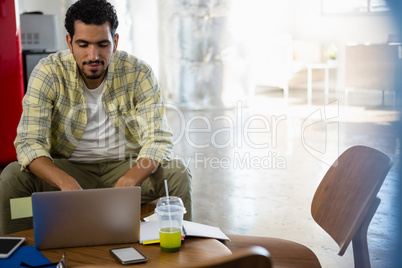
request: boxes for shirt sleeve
[132,68,173,163]
[14,61,55,171]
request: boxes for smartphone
[0,237,25,258]
[110,247,148,264]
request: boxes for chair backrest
[186,246,272,268]
[311,145,392,256]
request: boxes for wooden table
[8,229,232,267]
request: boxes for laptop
[32,187,141,249]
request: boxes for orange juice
[159,227,182,253]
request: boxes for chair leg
[352,197,381,268]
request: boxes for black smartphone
[110,246,148,264]
[0,237,25,258]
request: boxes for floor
[0,87,399,267]
[166,87,401,268]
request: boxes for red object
[0,0,24,165]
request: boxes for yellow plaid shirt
[15,50,173,170]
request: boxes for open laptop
[31,187,141,249]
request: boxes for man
[0,0,192,235]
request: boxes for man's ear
[113,33,119,53]
[66,34,73,53]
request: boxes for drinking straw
[164,179,170,200]
[164,180,173,229]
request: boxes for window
[322,0,390,14]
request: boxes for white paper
[182,221,230,241]
[139,220,230,244]
[143,213,158,222]
[139,221,159,244]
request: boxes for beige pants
[0,158,192,235]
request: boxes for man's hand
[28,157,83,191]
[115,158,160,188]
[58,177,83,191]
[114,175,139,188]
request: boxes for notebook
[0,245,51,267]
[32,187,141,249]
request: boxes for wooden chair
[225,145,393,268]
[185,246,271,268]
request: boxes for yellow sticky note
[10,197,33,219]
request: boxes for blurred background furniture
[255,37,338,105]
[345,43,401,106]
[306,61,338,105]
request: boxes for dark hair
[64,0,119,39]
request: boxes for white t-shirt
[69,81,127,161]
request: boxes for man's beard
[81,60,106,80]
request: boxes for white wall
[127,0,159,74]
[292,0,397,44]
[291,0,398,91]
